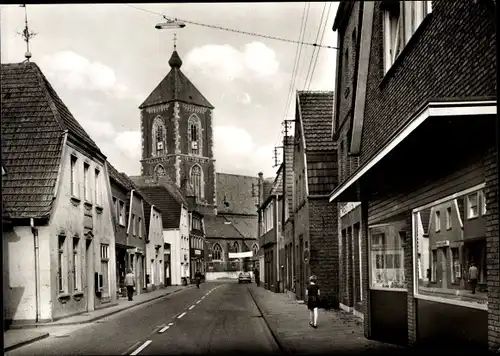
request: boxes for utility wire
[304,3,326,90]
[277,1,308,148]
[306,2,333,90]
[124,3,338,50]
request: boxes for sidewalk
[4,284,193,352]
[248,284,405,355]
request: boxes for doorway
[85,239,94,312]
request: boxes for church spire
[168,33,182,68]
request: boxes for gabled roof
[297,91,335,151]
[130,175,187,230]
[419,208,431,235]
[107,162,134,192]
[204,214,244,239]
[1,62,102,219]
[220,214,258,239]
[139,51,214,109]
[216,173,259,216]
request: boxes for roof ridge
[28,63,66,134]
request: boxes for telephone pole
[281,119,294,233]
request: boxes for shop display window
[413,184,488,308]
[368,220,407,290]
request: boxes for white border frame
[411,182,488,311]
[368,222,408,293]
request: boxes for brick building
[281,136,295,294]
[292,90,339,308]
[329,0,497,351]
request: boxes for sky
[1,2,339,179]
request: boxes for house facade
[292,90,339,308]
[189,210,205,278]
[281,136,295,295]
[2,62,116,325]
[258,172,283,292]
[329,0,497,351]
[107,163,148,297]
[130,176,190,286]
[142,199,165,291]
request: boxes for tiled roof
[297,91,335,151]
[306,156,337,195]
[204,214,244,239]
[107,162,133,192]
[139,51,214,109]
[216,173,259,216]
[130,175,187,229]
[1,62,101,219]
[135,185,181,229]
[220,214,258,239]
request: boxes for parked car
[238,272,251,284]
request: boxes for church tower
[139,45,217,215]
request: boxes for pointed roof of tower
[139,50,214,109]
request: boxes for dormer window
[152,116,166,156]
[188,114,202,156]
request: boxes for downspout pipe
[31,218,40,323]
[275,193,280,293]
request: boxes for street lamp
[155,18,186,29]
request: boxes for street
[6,282,280,356]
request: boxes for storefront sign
[435,240,450,248]
[229,251,253,259]
[340,202,361,217]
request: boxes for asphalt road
[6,281,281,356]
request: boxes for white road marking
[168,322,174,326]
[159,326,169,333]
[189,305,195,310]
[196,300,201,304]
[130,340,152,355]
[178,312,187,319]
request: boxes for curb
[4,332,50,352]
[247,286,290,354]
[7,286,194,330]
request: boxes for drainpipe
[31,218,40,323]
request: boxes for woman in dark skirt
[306,275,320,328]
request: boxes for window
[413,184,488,308]
[382,1,432,73]
[138,217,142,238]
[70,155,78,197]
[212,243,222,261]
[152,116,166,156]
[84,162,90,202]
[368,220,407,290]
[435,210,441,232]
[95,169,101,206]
[154,164,166,179]
[467,192,479,219]
[188,114,202,156]
[252,244,259,256]
[192,216,201,231]
[119,200,125,226]
[480,190,487,215]
[233,241,239,253]
[73,237,81,290]
[132,214,136,236]
[190,165,203,200]
[100,244,110,298]
[58,235,67,293]
[446,207,452,230]
[112,197,117,217]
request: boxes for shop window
[368,220,407,290]
[413,184,488,309]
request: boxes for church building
[137,45,259,280]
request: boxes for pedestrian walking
[195,270,202,288]
[305,275,320,329]
[254,267,260,287]
[468,262,478,294]
[125,269,135,301]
